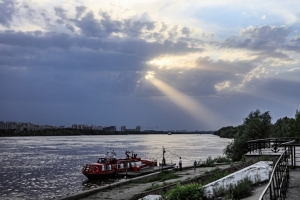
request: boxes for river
[0,134,231,199]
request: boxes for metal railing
[259,149,290,200]
[247,138,300,199]
[247,138,294,155]
[247,138,300,167]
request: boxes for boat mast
[162,147,166,171]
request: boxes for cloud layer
[1,0,300,130]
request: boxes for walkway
[62,164,300,200]
[286,168,300,200]
[77,165,231,200]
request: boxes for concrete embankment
[59,161,283,200]
[58,171,161,200]
[62,164,233,200]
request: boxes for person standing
[179,157,182,171]
[194,160,197,173]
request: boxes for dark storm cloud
[54,7,68,20]
[22,3,36,19]
[136,55,255,97]
[124,18,155,36]
[181,27,190,37]
[240,25,290,42]
[195,56,254,75]
[0,24,200,73]
[243,75,300,101]
[75,6,86,19]
[224,25,290,50]
[0,30,73,49]
[0,0,16,27]
[284,35,300,53]
[72,11,122,38]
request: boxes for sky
[1,0,300,131]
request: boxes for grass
[199,156,232,167]
[213,177,253,199]
[214,156,232,164]
[162,183,204,200]
[203,170,230,185]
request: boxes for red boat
[82,150,157,180]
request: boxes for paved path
[71,165,300,200]
[286,168,300,200]
[77,165,231,200]
[241,183,268,200]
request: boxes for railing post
[269,183,273,200]
[294,145,296,167]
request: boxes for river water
[0,134,231,199]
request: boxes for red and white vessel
[82,150,157,180]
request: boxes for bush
[199,156,214,166]
[212,177,253,199]
[163,183,203,200]
[214,156,231,163]
[230,177,252,199]
[203,170,229,185]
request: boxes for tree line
[0,128,128,137]
[213,109,300,161]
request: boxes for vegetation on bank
[161,176,254,200]
[211,177,254,200]
[198,156,232,167]
[214,109,300,161]
[163,183,204,200]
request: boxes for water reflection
[0,134,230,199]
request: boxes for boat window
[98,158,109,163]
[104,165,111,171]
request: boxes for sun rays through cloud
[146,76,227,129]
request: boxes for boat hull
[81,150,157,180]
[82,171,117,180]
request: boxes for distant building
[136,126,141,132]
[77,124,86,129]
[103,126,116,131]
[0,121,5,130]
[0,121,60,131]
[121,126,126,132]
[93,126,103,130]
[72,124,77,129]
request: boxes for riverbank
[71,163,300,200]
[0,129,214,137]
[75,165,233,200]
[0,135,230,199]
[59,162,263,200]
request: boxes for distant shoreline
[0,129,215,137]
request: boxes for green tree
[271,117,293,138]
[224,109,272,161]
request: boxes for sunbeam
[147,77,227,129]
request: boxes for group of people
[177,157,197,172]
